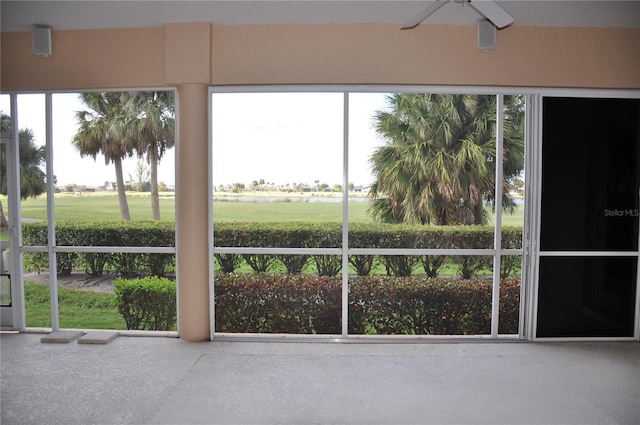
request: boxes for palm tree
[0,113,47,228]
[369,93,524,225]
[73,93,134,220]
[0,113,8,133]
[126,91,175,220]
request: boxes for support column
[176,83,210,341]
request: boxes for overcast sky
[0,92,389,188]
[212,92,388,188]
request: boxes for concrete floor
[1,333,639,425]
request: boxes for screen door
[536,97,640,338]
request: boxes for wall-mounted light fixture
[32,25,52,57]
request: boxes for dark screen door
[537,97,640,338]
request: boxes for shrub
[214,273,520,335]
[242,254,275,273]
[214,253,243,273]
[420,255,447,278]
[348,254,376,276]
[22,221,175,277]
[214,273,341,334]
[348,276,521,335]
[380,255,420,277]
[113,276,176,331]
[277,254,309,274]
[312,255,342,277]
[450,255,493,279]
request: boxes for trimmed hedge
[214,273,520,335]
[22,221,522,279]
[215,273,341,334]
[350,276,520,335]
[212,222,521,250]
[109,272,519,335]
[113,276,176,331]
[22,221,175,277]
[213,222,523,278]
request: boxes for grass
[217,257,521,277]
[13,192,176,221]
[7,192,525,225]
[24,282,126,329]
[214,200,370,222]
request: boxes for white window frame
[0,90,178,334]
[209,86,534,341]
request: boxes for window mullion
[491,94,505,337]
[8,94,26,330]
[44,93,60,331]
[341,92,349,337]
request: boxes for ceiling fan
[401,0,515,30]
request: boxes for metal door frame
[529,90,640,341]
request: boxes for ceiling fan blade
[401,1,447,30]
[468,0,514,28]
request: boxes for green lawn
[9,193,524,225]
[15,193,176,221]
[24,282,126,329]
[214,200,370,222]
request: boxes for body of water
[214,196,525,204]
[213,196,369,203]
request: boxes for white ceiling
[2,0,639,32]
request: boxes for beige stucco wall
[211,24,640,89]
[1,23,639,90]
[1,27,166,91]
